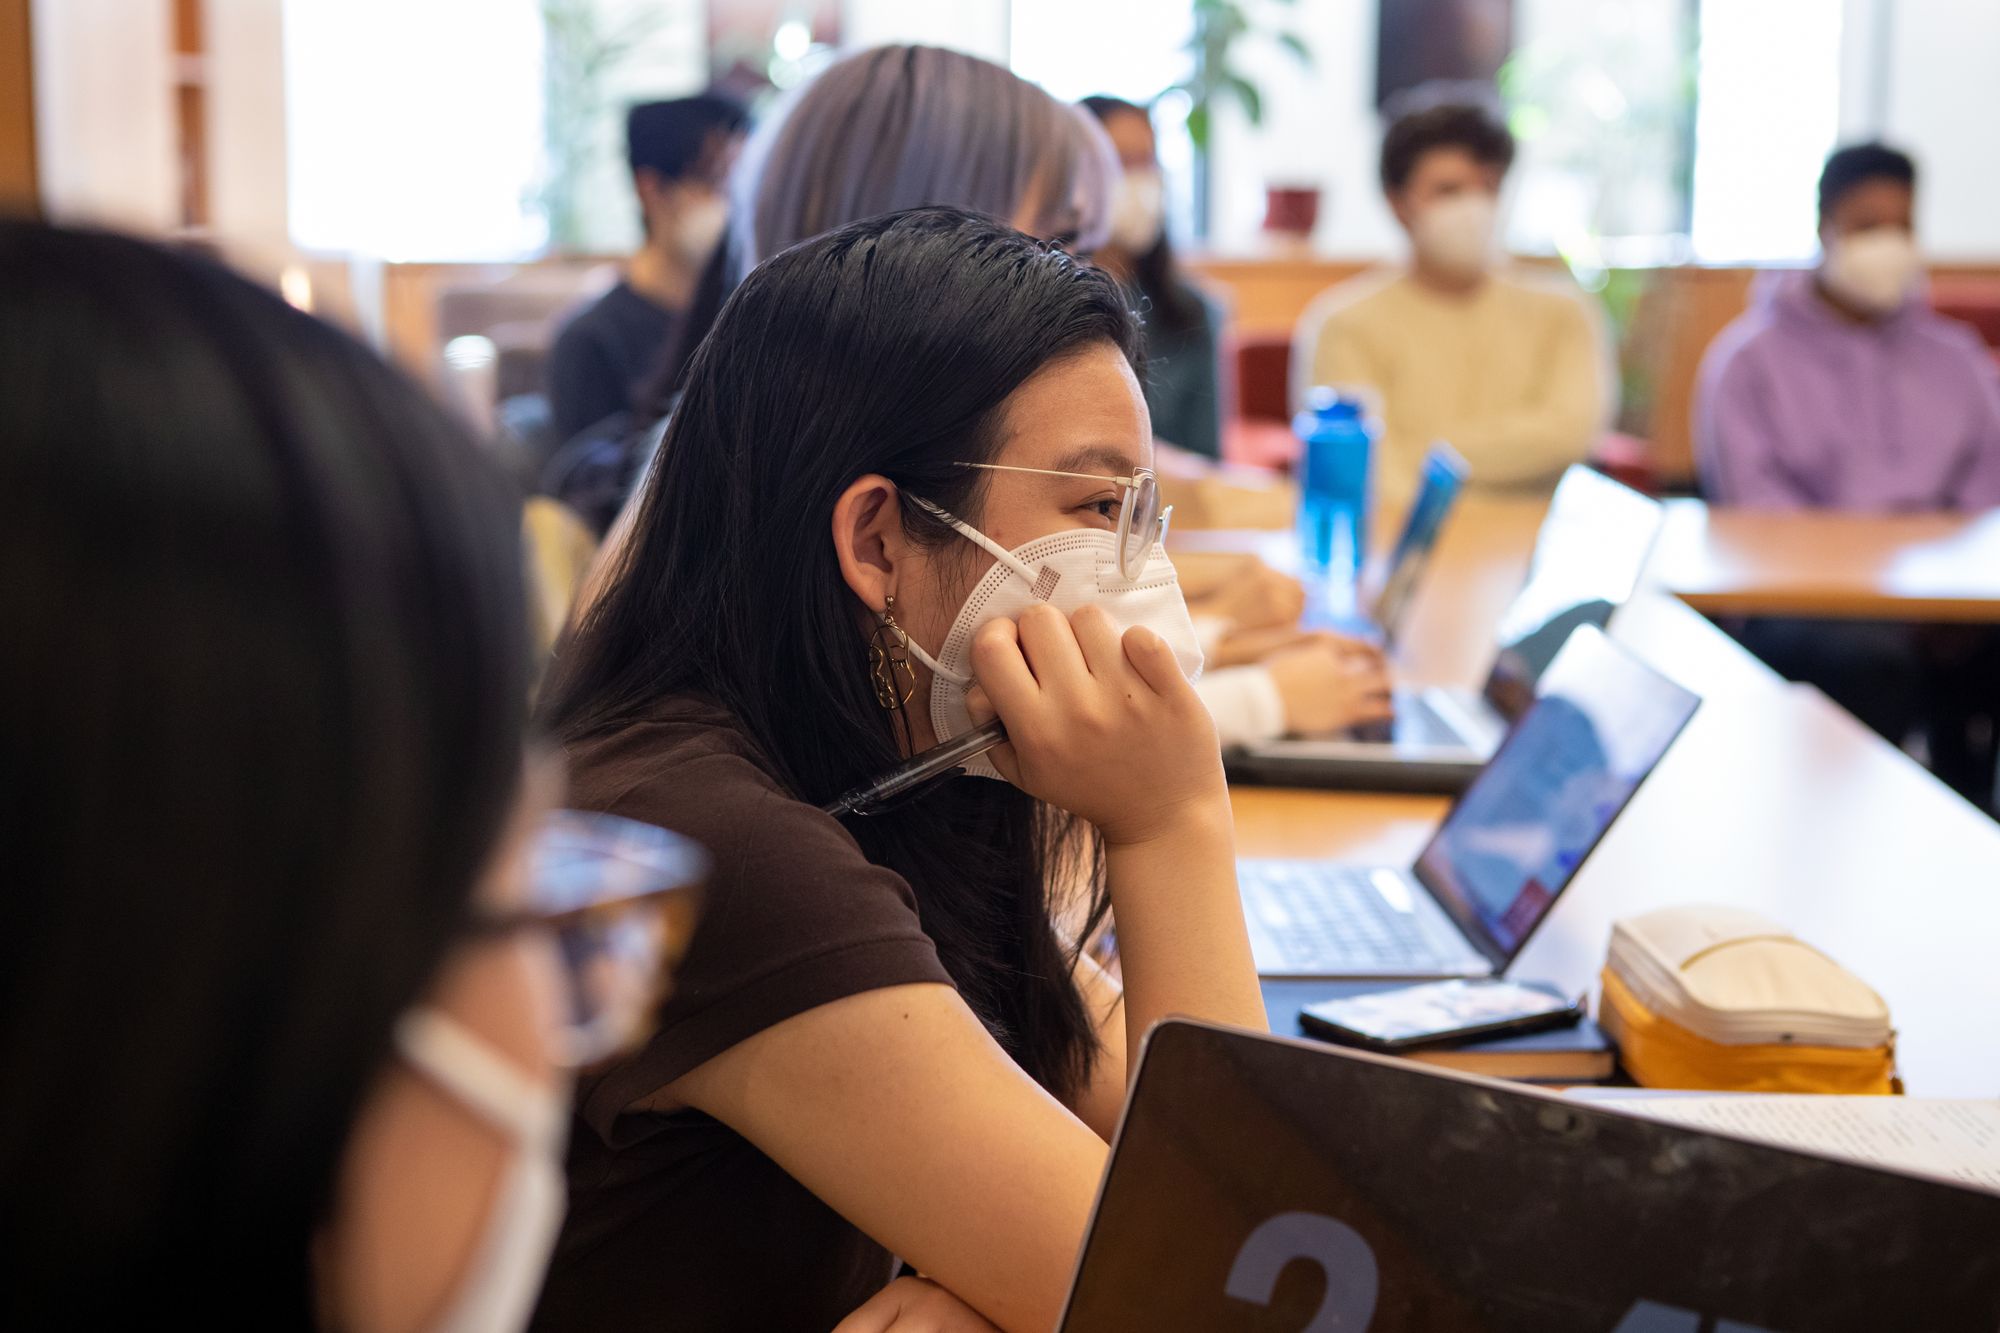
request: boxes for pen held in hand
[820,718,1009,817]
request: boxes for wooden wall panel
[0,0,36,213]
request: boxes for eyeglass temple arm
[958,462,1153,487]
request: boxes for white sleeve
[1194,666,1288,748]
[1191,613,1234,659]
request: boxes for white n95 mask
[395,1009,570,1333]
[1822,227,1920,315]
[1109,168,1167,254]
[892,505,1205,782]
[669,194,730,266]
[1412,192,1499,279]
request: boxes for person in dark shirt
[1081,95,1224,461]
[534,206,1267,1331]
[547,93,748,444]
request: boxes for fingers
[830,1289,893,1333]
[1344,658,1396,722]
[1014,602,1091,693]
[1319,630,1386,664]
[1123,624,1194,698]
[831,1278,999,1333]
[967,618,1039,722]
[962,684,1021,785]
[1068,604,1130,680]
[1267,572,1307,622]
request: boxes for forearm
[1448,331,1606,487]
[1446,399,1598,487]
[1103,792,1267,1076]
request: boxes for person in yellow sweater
[1293,85,1613,511]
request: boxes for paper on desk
[1601,1095,2000,1193]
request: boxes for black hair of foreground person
[0,223,530,1321]
[539,207,1141,1099]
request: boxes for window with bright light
[1689,0,1843,263]
[284,0,549,260]
[1502,0,1696,268]
[1010,0,1198,242]
[1009,0,1192,105]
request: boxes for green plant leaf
[1186,100,1211,151]
[1277,30,1312,66]
[1225,71,1263,125]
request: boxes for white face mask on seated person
[887,500,1205,781]
[1410,191,1500,281]
[393,1010,570,1333]
[1820,226,1921,316]
[670,193,731,267]
[1109,168,1167,255]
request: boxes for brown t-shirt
[531,698,955,1331]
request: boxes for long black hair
[1081,95,1206,336]
[540,207,1141,1099]
[0,224,530,1321]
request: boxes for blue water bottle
[1293,389,1375,601]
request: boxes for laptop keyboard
[1241,862,1445,972]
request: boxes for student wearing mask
[584,45,1391,748]
[0,223,983,1333]
[1081,95,1223,461]
[0,223,712,1329]
[1293,85,1612,509]
[1697,143,2000,805]
[533,207,1268,1332]
[548,93,749,445]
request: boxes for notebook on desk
[1057,1020,2000,1332]
[1395,1012,1614,1082]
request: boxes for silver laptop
[1226,465,1667,795]
[1059,1019,2000,1332]
[1239,625,1699,978]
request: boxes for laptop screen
[1414,625,1697,968]
[1369,444,1467,647]
[1061,1021,2000,1331]
[1482,466,1665,719]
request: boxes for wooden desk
[1225,498,2000,1095]
[1650,500,2000,623]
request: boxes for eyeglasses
[957,462,1172,580]
[475,810,707,1068]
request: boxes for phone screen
[1303,979,1576,1049]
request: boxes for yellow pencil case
[1597,904,1898,1095]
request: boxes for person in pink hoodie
[1697,142,2000,809]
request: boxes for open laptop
[1227,465,1667,795]
[1238,624,1698,979]
[1058,1019,2000,1332]
[1351,443,1468,649]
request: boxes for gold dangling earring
[869,595,917,710]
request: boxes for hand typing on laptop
[1263,636,1396,735]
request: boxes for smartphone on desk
[1300,978,1582,1052]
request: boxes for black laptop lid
[1060,1020,2000,1332]
[1413,624,1697,972]
[1483,467,1665,719]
